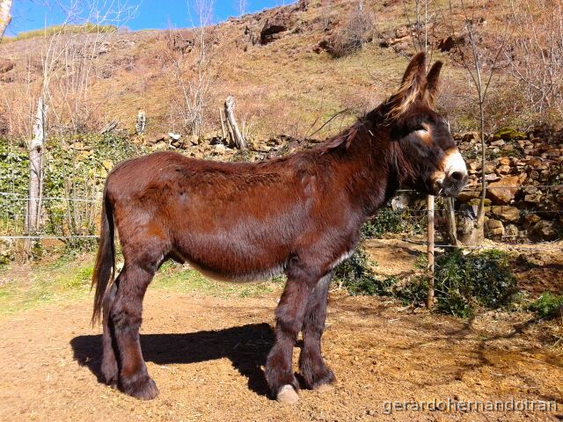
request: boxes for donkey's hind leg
[299,272,336,391]
[111,262,158,400]
[101,279,119,386]
[265,263,320,404]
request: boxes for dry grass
[0,0,561,143]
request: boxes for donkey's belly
[182,257,286,283]
[171,232,291,283]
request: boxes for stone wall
[455,127,562,241]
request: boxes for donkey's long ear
[385,52,427,120]
[424,61,443,108]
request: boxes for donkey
[91,53,468,404]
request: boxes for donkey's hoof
[121,375,159,400]
[314,383,334,393]
[277,385,299,405]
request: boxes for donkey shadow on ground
[70,323,275,397]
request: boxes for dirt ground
[0,240,562,422]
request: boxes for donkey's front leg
[299,271,336,391]
[111,264,158,400]
[265,264,319,404]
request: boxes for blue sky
[7,0,296,36]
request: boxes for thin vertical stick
[426,194,435,309]
[219,107,227,140]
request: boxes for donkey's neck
[327,122,401,218]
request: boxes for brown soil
[0,283,562,421]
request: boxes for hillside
[1,0,560,142]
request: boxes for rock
[529,220,559,241]
[212,144,227,154]
[457,190,480,203]
[260,10,294,45]
[490,139,505,147]
[0,58,15,74]
[490,206,520,223]
[523,213,541,229]
[153,140,168,151]
[497,165,511,175]
[487,176,520,205]
[484,162,497,173]
[461,132,477,143]
[485,173,500,182]
[485,218,505,238]
[147,134,166,145]
[395,26,409,38]
[505,224,519,238]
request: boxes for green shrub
[432,249,519,318]
[362,209,404,238]
[361,206,426,239]
[334,248,379,295]
[0,133,141,252]
[529,293,563,319]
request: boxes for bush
[328,2,376,58]
[432,249,519,318]
[361,209,403,238]
[361,207,426,239]
[334,248,380,295]
[0,133,141,252]
[528,293,563,319]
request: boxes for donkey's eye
[412,125,427,133]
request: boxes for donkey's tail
[91,186,115,326]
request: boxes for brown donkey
[91,53,468,404]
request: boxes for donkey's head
[373,52,468,197]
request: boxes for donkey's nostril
[450,171,465,181]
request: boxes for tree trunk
[219,107,227,140]
[457,204,483,245]
[224,96,247,150]
[25,98,46,249]
[0,0,12,39]
[136,110,146,134]
[444,197,459,246]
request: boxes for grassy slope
[0,0,522,142]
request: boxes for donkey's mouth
[435,175,468,197]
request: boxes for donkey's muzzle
[440,172,468,197]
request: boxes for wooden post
[25,97,46,250]
[219,107,227,140]
[224,96,247,150]
[426,194,435,309]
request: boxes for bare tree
[40,1,138,134]
[237,0,248,16]
[25,97,46,245]
[0,0,12,39]
[447,0,509,245]
[166,0,216,137]
[506,0,563,120]
[403,0,436,57]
